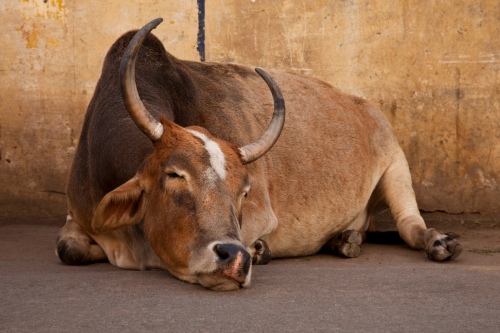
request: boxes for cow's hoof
[251,239,272,265]
[425,230,463,261]
[326,229,362,258]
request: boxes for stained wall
[1,0,498,216]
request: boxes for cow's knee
[325,229,363,258]
[56,215,107,265]
[56,236,91,265]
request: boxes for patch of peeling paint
[18,0,66,21]
[15,23,39,48]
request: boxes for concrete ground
[1,208,499,333]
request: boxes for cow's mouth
[197,268,252,291]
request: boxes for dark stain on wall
[197,0,205,62]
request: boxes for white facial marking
[187,130,227,180]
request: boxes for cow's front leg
[324,229,363,258]
[56,214,107,265]
[249,239,272,265]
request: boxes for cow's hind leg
[324,229,363,258]
[379,151,462,261]
[56,214,107,265]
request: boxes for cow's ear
[92,177,148,232]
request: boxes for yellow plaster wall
[1,0,498,214]
[0,0,199,213]
[205,0,500,214]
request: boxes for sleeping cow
[57,18,462,291]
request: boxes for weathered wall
[0,0,200,215]
[1,0,499,216]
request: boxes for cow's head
[91,18,285,291]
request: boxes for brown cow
[56,18,462,291]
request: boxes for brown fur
[57,27,462,291]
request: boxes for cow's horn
[120,18,164,142]
[239,68,286,164]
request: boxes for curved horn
[239,68,286,164]
[120,18,164,141]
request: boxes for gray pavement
[1,216,499,332]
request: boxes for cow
[56,18,462,291]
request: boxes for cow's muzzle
[213,243,251,285]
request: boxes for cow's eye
[166,172,184,180]
[162,171,187,190]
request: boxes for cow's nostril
[214,244,231,261]
[213,243,252,277]
[213,243,250,266]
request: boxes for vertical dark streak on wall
[197,0,206,62]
